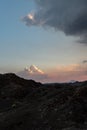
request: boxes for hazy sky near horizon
[0,0,87,82]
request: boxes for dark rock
[0,73,87,129]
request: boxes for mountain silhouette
[0,73,87,129]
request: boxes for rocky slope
[0,73,87,130]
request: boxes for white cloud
[28,65,44,74]
[17,65,48,82]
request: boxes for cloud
[82,60,87,63]
[22,0,87,44]
[46,63,87,82]
[17,65,48,82]
[17,64,87,83]
[26,65,44,74]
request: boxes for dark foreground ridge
[0,73,87,130]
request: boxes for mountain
[0,73,87,129]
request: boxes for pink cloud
[17,64,87,83]
[44,64,87,83]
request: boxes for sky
[0,0,87,82]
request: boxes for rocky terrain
[0,73,87,130]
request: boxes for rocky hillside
[0,73,87,130]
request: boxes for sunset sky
[0,0,87,82]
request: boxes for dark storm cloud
[82,60,87,63]
[22,0,87,43]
